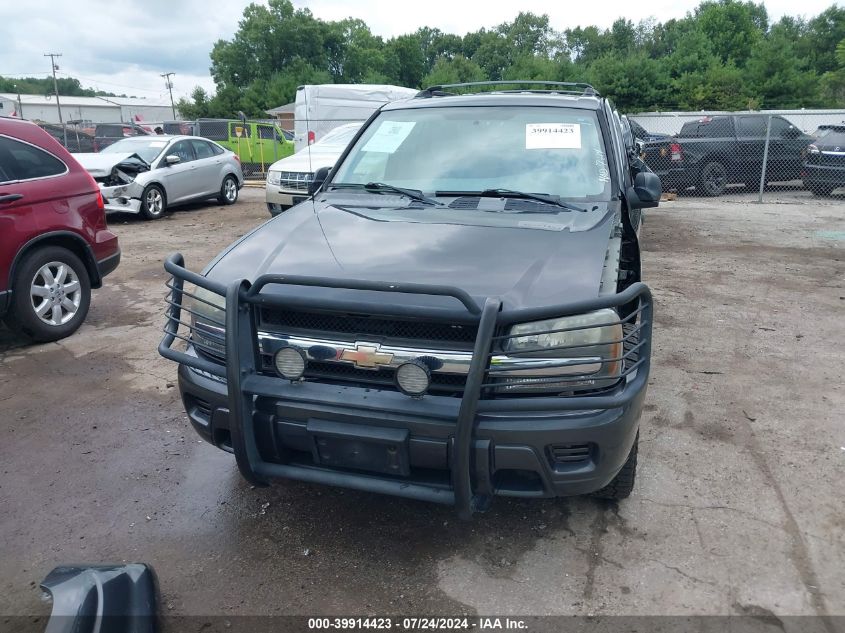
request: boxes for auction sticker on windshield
[525,123,581,149]
[362,121,416,153]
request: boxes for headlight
[267,170,282,186]
[495,308,623,394]
[189,286,226,359]
[807,144,820,155]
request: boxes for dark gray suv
[159,81,661,518]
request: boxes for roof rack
[416,80,599,98]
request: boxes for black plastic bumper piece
[97,250,121,280]
[40,563,157,633]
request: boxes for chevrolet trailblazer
[159,81,660,518]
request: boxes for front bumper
[159,254,653,517]
[266,186,308,211]
[178,359,644,499]
[100,182,143,214]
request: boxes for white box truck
[293,84,417,153]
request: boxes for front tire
[591,433,638,500]
[218,175,239,205]
[141,184,167,220]
[699,161,727,196]
[4,246,91,342]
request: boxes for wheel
[4,246,91,342]
[218,175,239,205]
[698,161,727,196]
[591,433,638,500]
[808,183,835,196]
[140,184,166,220]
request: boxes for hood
[206,199,617,313]
[75,152,149,178]
[268,148,344,174]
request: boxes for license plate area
[307,419,410,476]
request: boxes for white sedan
[76,135,244,220]
[265,122,361,215]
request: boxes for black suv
[159,81,661,517]
[93,122,149,151]
[802,125,845,195]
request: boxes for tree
[421,56,486,87]
[805,6,845,75]
[746,30,820,107]
[194,0,843,116]
[385,35,426,87]
[694,0,768,65]
[0,76,118,98]
[588,53,670,110]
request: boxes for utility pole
[12,84,22,119]
[160,72,176,120]
[44,52,66,146]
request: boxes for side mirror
[628,171,662,209]
[783,126,801,139]
[165,154,181,166]
[308,166,331,196]
[635,139,645,156]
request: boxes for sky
[0,0,837,102]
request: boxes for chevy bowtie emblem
[339,343,394,369]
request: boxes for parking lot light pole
[44,52,67,146]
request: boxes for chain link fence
[159,109,845,203]
[187,118,294,180]
[629,109,845,202]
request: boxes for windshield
[319,123,362,148]
[331,106,612,200]
[102,138,170,163]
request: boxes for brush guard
[159,252,653,518]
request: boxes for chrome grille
[259,308,478,344]
[278,171,313,192]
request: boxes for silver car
[75,135,244,220]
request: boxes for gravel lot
[1,187,844,625]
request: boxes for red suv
[0,117,120,342]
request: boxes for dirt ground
[1,187,844,625]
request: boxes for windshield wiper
[328,182,443,206]
[437,188,587,213]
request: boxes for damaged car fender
[74,152,150,215]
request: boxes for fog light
[396,361,430,397]
[274,346,306,380]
